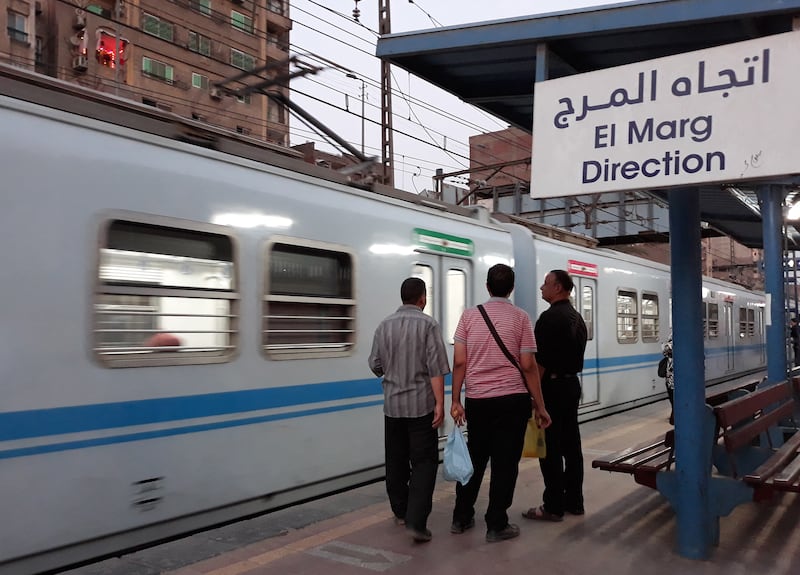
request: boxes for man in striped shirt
[449,264,551,543]
[369,277,450,543]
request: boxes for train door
[576,278,599,405]
[723,302,735,371]
[411,254,471,439]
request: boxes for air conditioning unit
[209,87,222,100]
[72,55,88,71]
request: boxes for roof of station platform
[376,0,800,249]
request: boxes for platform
[64,400,800,575]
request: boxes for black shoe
[486,523,520,543]
[565,507,585,516]
[407,527,432,542]
[450,518,475,534]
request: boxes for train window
[738,307,756,338]
[264,239,355,359]
[641,293,659,342]
[582,286,594,341]
[616,289,638,343]
[412,264,435,319]
[707,303,719,338]
[445,269,466,344]
[95,219,237,367]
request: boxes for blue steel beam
[377,0,800,58]
[759,185,788,383]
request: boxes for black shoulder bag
[477,304,527,385]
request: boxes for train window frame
[445,267,467,344]
[616,288,639,344]
[640,292,659,342]
[581,285,594,341]
[93,212,239,368]
[262,236,356,360]
[707,302,719,338]
[412,264,435,320]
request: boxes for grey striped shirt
[368,305,451,418]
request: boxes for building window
[616,289,638,343]
[95,218,238,367]
[267,0,286,16]
[35,36,43,63]
[142,13,174,42]
[7,11,28,44]
[192,72,209,90]
[263,239,355,359]
[190,0,212,16]
[96,29,129,68]
[231,11,254,34]
[188,31,211,56]
[235,93,251,104]
[230,48,255,71]
[236,125,251,135]
[142,56,174,84]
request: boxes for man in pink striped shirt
[449,264,551,543]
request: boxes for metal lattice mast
[378,0,394,186]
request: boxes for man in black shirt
[523,270,588,522]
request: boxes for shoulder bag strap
[477,304,526,382]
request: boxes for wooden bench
[591,430,674,489]
[713,380,800,500]
[591,374,765,489]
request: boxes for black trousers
[452,393,531,532]
[384,412,438,531]
[539,375,584,516]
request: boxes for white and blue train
[0,66,766,574]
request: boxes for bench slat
[723,401,795,453]
[714,383,791,429]
[744,432,800,484]
[772,447,800,488]
[592,432,673,476]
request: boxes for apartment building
[2,0,291,144]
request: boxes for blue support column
[758,185,787,384]
[669,189,709,559]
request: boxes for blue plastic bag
[443,427,474,485]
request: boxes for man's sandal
[521,505,564,522]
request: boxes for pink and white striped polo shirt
[454,297,537,399]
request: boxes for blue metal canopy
[376,0,800,248]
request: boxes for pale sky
[289,0,634,192]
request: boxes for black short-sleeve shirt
[534,300,588,375]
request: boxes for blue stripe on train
[0,346,764,449]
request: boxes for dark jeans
[539,376,584,516]
[452,393,531,532]
[384,412,438,531]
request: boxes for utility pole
[347,73,366,155]
[378,0,394,186]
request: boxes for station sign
[531,31,800,198]
[568,259,597,277]
[413,228,474,256]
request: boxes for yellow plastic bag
[522,417,546,458]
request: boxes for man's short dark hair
[401,277,426,304]
[550,269,575,293]
[487,264,514,297]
